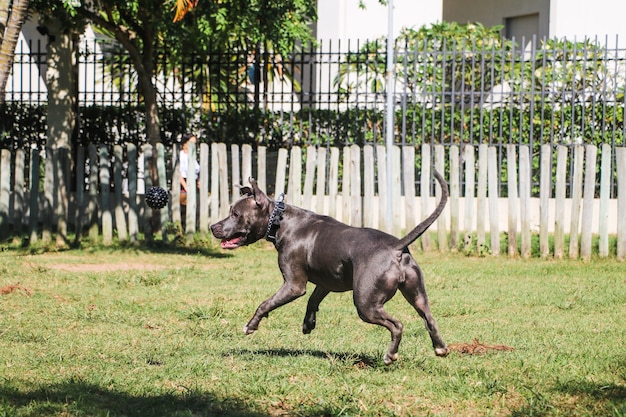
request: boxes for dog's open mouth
[221,235,244,249]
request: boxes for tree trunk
[142,75,161,182]
[44,18,76,247]
[0,0,30,104]
[115,27,160,182]
[138,37,160,183]
[0,0,8,42]
[134,33,162,234]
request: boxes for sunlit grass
[0,241,624,416]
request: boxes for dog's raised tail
[395,170,448,250]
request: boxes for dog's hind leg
[353,285,404,365]
[356,304,404,365]
[302,285,330,334]
[399,263,450,357]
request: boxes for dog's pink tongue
[221,237,242,249]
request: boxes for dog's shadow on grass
[0,379,267,417]
[508,378,626,417]
[557,381,626,402]
[228,347,381,368]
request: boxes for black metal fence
[3,35,626,197]
[5,35,625,142]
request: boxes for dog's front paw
[243,323,257,335]
[435,346,450,357]
[302,318,316,334]
[383,352,399,365]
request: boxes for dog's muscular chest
[276,224,355,292]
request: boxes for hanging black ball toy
[146,186,168,209]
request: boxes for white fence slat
[402,146,416,232]
[141,145,154,239]
[487,146,500,255]
[75,146,86,241]
[315,147,327,215]
[127,143,139,244]
[217,142,229,219]
[199,143,210,233]
[507,144,518,256]
[328,147,339,219]
[184,141,197,239]
[13,149,25,235]
[230,144,240,204]
[156,143,171,240]
[580,144,597,260]
[113,145,128,242]
[288,147,302,208]
[303,146,316,211]
[463,145,476,239]
[171,143,181,224]
[569,145,584,259]
[342,147,351,224]
[88,144,99,242]
[42,147,54,244]
[539,144,552,257]
[477,144,488,249]
[420,144,432,251]
[350,145,362,228]
[0,149,11,239]
[376,145,388,232]
[275,148,288,197]
[449,145,460,250]
[28,148,41,243]
[598,144,612,257]
[435,144,447,251]
[210,142,219,224]
[99,146,113,245]
[257,146,267,192]
[554,145,568,258]
[616,147,626,260]
[391,146,402,236]
[242,144,253,183]
[55,148,70,246]
[519,145,531,258]
[364,145,375,228]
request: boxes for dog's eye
[233,210,240,218]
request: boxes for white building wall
[316,0,443,43]
[313,0,443,110]
[550,0,626,44]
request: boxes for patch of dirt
[449,338,515,355]
[48,263,168,273]
[0,284,32,296]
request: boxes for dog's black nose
[210,223,222,237]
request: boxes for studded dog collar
[265,193,285,242]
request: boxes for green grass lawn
[1,241,624,416]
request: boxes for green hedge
[1,102,623,150]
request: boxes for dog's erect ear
[248,177,269,208]
[239,185,253,196]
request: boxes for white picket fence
[1,142,625,259]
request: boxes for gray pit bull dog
[210,170,450,364]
